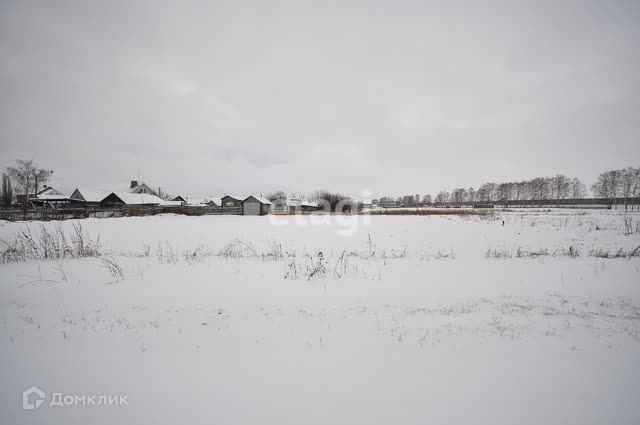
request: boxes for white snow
[108,192,164,205]
[70,189,111,203]
[0,209,639,424]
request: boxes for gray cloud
[1,0,639,198]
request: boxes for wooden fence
[0,205,242,222]
[431,197,640,209]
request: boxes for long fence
[2,197,639,222]
[0,205,242,222]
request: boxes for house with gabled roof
[69,188,111,207]
[128,180,158,196]
[100,192,163,207]
[220,195,244,208]
[241,196,272,215]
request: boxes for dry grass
[0,223,101,263]
[368,208,494,217]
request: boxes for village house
[128,180,158,196]
[69,189,111,207]
[220,195,244,213]
[100,192,164,208]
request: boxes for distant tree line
[591,167,640,208]
[373,166,640,209]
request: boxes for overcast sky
[1,0,639,198]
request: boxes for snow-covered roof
[222,194,247,201]
[178,197,220,206]
[70,189,111,203]
[37,186,65,197]
[160,200,183,206]
[109,192,163,205]
[185,198,208,206]
[281,199,318,208]
[36,194,69,201]
[243,195,272,205]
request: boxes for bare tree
[7,160,55,206]
[529,177,550,205]
[435,191,450,203]
[550,174,570,205]
[620,167,639,210]
[33,167,54,194]
[401,195,417,207]
[422,194,432,205]
[266,191,288,202]
[1,173,13,206]
[513,181,526,202]
[477,182,496,203]
[312,190,351,212]
[569,177,586,204]
[496,183,513,205]
[467,187,476,203]
[7,160,36,204]
[592,169,622,205]
[451,188,467,205]
[632,167,640,210]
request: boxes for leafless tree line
[591,167,640,209]
[375,166,639,208]
[435,175,588,206]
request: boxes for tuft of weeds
[589,247,640,259]
[99,256,125,283]
[285,251,328,281]
[156,242,178,264]
[218,239,258,258]
[0,223,101,263]
[486,248,512,259]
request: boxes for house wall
[100,193,125,208]
[241,197,271,215]
[130,183,157,196]
[242,200,261,215]
[221,196,242,208]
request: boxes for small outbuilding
[241,196,272,215]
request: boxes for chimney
[130,180,138,189]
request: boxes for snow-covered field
[1,210,639,424]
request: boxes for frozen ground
[1,209,639,424]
